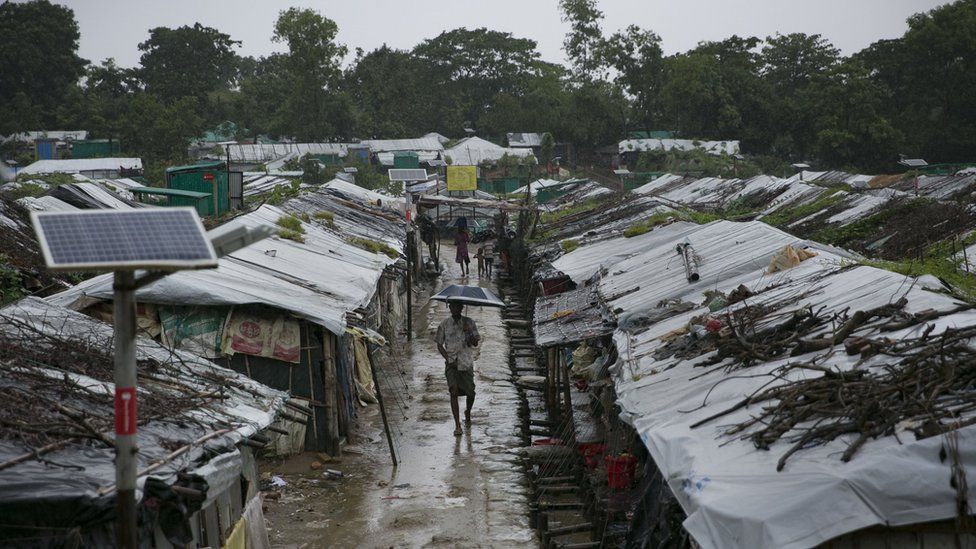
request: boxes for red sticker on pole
[115,387,137,435]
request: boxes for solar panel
[388,169,428,182]
[32,207,218,272]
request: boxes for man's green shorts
[445,363,476,398]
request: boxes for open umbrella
[430,284,506,307]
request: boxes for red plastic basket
[604,454,637,489]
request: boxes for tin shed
[165,161,231,216]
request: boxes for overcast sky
[62,0,946,68]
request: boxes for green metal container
[165,161,229,216]
[72,139,122,159]
[393,152,420,169]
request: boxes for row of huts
[0,170,413,546]
[516,173,976,548]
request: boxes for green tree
[272,7,348,140]
[138,23,241,103]
[808,60,902,170]
[895,0,976,161]
[344,46,433,137]
[559,0,605,80]
[119,94,204,165]
[234,54,291,138]
[661,53,740,138]
[689,36,770,148]
[0,0,87,133]
[761,33,841,159]
[78,59,140,140]
[598,26,665,127]
[414,28,543,134]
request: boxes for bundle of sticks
[693,322,976,471]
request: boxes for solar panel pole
[113,270,138,549]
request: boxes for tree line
[1,0,974,174]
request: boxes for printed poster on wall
[446,165,477,191]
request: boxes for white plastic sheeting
[48,203,398,335]
[551,222,696,283]
[228,143,349,163]
[323,177,405,212]
[596,220,976,549]
[361,137,444,153]
[16,195,78,212]
[19,158,143,175]
[619,138,740,156]
[445,137,535,166]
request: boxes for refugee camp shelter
[523,194,976,547]
[71,139,122,159]
[17,158,143,179]
[0,297,290,548]
[49,185,408,456]
[163,161,243,216]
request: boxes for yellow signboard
[446,165,478,191]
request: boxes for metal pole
[366,342,398,467]
[406,231,413,341]
[113,271,138,549]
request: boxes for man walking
[435,301,480,436]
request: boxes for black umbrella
[430,284,506,307]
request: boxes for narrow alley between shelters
[262,243,537,548]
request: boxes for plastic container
[605,453,638,489]
[577,443,606,470]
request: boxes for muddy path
[262,244,537,548]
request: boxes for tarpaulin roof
[507,132,544,148]
[445,137,535,166]
[0,297,286,535]
[551,221,697,284]
[361,137,444,152]
[322,177,405,213]
[596,220,976,548]
[48,202,398,335]
[618,138,739,156]
[19,158,143,175]
[227,143,350,163]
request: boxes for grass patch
[624,212,673,237]
[5,182,49,199]
[762,187,847,227]
[860,257,976,302]
[561,239,580,252]
[276,215,306,242]
[540,197,603,224]
[277,229,305,243]
[684,209,721,224]
[314,210,337,229]
[348,236,399,259]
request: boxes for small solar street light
[30,208,270,549]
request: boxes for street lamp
[31,209,271,548]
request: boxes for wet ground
[262,244,537,548]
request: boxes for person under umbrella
[435,301,480,435]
